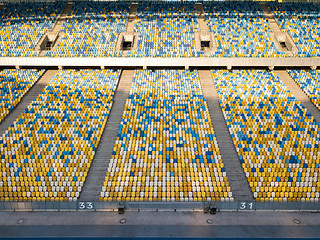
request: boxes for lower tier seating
[100,69,232,202]
[288,70,320,111]
[212,69,320,202]
[0,69,44,123]
[0,69,120,201]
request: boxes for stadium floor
[0,211,320,238]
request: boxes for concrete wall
[1,0,320,3]
[1,57,320,68]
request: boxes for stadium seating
[203,1,286,57]
[268,2,320,57]
[100,70,232,202]
[0,69,44,123]
[212,69,320,202]
[288,70,320,111]
[0,69,120,201]
[127,2,202,57]
[0,2,64,57]
[45,2,130,57]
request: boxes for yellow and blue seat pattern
[203,2,287,57]
[0,2,64,57]
[45,2,130,57]
[268,2,320,57]
[0,69,44,123]
[288,70,320,111]
[212,69,320,202]
[0,69,120,201]
[127,2,202,57]
[100,70,232,202]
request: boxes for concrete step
[275,70,320,125]
[259,3,282,32]
[198,70,253,202]
[51,3,74,33]
[36,3,73,54]
[195,3,209,33]
[0,70,57,136]
[79,70,134,201]
[194,3,217,54]
[259,3,297,54]
[126,3,138,34]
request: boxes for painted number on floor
[78,201,95,210]
[238,202,254,210]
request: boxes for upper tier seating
[0,69,44,123]
[0,2,64,57]
[127,2,202,57]
[203,1,286,57]
[288,70,320,111]
[268,2,320,57]
[45,2,130,57]
[212,69,320,202]
[100,69,232,202]
[0,69,120,201]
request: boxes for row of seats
[1,1,320,58]
[0,69,121,201]
[268,2,320,57]
[100,70,232,202]
[0,2,64,57]
[203,1,287,57]
[0,69,44,123]
[45,2,130,57]
[288,70,320,111]
[127,2,203,57]
[212,69,320,202]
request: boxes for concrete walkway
[36,3,74,56]
[79,70,134,201]
[0,211,319,238]
[198,70,253,201]
[259,3,298,54]
[0,70,56,136]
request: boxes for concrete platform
[0,211,319,238]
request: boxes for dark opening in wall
[201,40,210,50]
[121,35,135,51]
[37,33,59,51]
[45,41,54,50]
[123,40,133,50]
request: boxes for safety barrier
[0,201,319,211]
[1,57,320,68]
